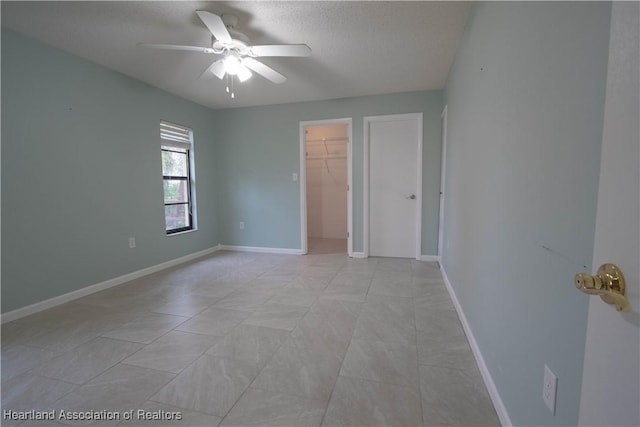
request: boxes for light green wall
[213,91,443,253]
[442,2,611,425]
[1,28,443,314]
[1,29,219,312]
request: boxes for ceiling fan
[138,11,311,97]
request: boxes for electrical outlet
[239,222,245,230]
[128,237,136,249]
[543,365,558,415]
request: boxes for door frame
[299,118,353,256]
[578,2,639,424]
[363,113,423,259]
[438,105,448,259]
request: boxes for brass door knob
[575,263,630,312]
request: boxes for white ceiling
[1,1,471,110]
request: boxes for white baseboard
[219,245,304,255]
[349,253,435,261]
[439,265,512,427]
[1,245,222,324]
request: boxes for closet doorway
[299,119,352,256]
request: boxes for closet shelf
[305,137,349,143]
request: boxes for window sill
[166,228,197,237]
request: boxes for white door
[366,114,422,259]
[579,3,639,426]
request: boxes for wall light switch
[128,237,136,249]
[292,172,298,182]
[239,222,245,230]
[543,364,558,415]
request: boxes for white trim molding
[419,255,440,262]
[439,265,512,427]
[1,245,222,324]
[350,252,367,259]
[363,120,370,258]
[438,105,448,258]
[219,245,304,255]
[299,122,308,255]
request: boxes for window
[161,121,196,234]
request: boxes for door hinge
[347,185,350,191]
[347,232,350,238]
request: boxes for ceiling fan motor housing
[213,38,251,55]
[211,14,250,53]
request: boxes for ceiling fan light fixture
[223,53,241,75]
[209,60,226,80]
[237,65,252,82]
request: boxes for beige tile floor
[1,247,500,426]
[307,238,347,255]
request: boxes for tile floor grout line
[211,374,254,426]
[317,362,343,427]
[18,335,133,385]
[75,354,173,389]
[317,283,362,427]
[242,309,298,394]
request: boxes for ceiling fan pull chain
[225,73,230,93]
[231,75,235,99]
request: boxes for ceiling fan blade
[250,44,312,57]
[241,58,287,84]
[195,11,232,44]
[137,43,215,53]
[200,60,225,80]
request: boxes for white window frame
[160,120,197,235]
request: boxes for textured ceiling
[1,1,471,109]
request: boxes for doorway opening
[299,119,352,255]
